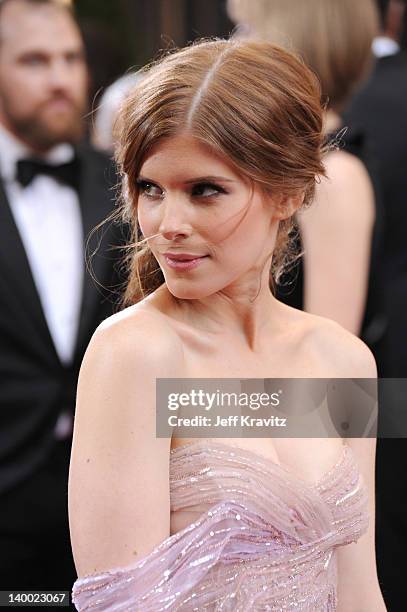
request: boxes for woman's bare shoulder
[324,148,370,186]
[72,303,185,466]
[70,302,180,576]
[98,302,181,340]
[82,303,185,382]
[300,147,374,235]
[315,149,373,215]
[307,313,376,378]
[283,305,377,378]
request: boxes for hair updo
[114,38,326,305]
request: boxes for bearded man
[0,0,123,594]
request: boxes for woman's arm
[318,324,386,610]
[299,150,375,335]
[68,309,184,578]
[336,438,386,611]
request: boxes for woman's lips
[164,254,209,271]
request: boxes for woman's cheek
[137,208,154,239]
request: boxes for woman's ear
[273,191,305,220]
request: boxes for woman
[228,0,384,350]
[69,39,385,610]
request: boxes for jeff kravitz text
[168,415,287,427]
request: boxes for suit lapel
[74,147,119,360]
[0,179,60,364]
[0,147,120,369]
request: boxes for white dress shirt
[0,125,84,366]
[372,36,400,58]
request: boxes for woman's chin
[166,281,215,301]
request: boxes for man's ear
[273,191,305,220]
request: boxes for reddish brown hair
[114,38,326,305]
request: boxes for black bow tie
[16,156,81,191]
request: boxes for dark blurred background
[75,0,234,104]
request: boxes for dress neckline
[170,439,350,490]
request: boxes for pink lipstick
[163,252,209,271]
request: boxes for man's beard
[1,96,87,151]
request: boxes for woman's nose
[158,197,192,240]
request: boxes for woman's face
[137,134,282,300]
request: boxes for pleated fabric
[72,440,369,611]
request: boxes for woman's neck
[150,277,282,353]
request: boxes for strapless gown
[72,440,369,611]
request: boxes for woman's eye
[136,180,163,198]
[192,183,226,198]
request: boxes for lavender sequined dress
[72,440,369,611]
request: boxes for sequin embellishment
[72,441,369,611]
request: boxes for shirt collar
[372,36,400,58]
[0,123,75,184]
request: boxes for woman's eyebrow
[183,175,236,184]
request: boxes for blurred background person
[0,0,123,594]
[344,0,407,379]
[373,0,406,57]
[344,1,407,608]
[227,0,385,371]
[91,72,141,153]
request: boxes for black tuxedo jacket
[343,51,407,377]
[0,143,125,494]
[344,53,407,609]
